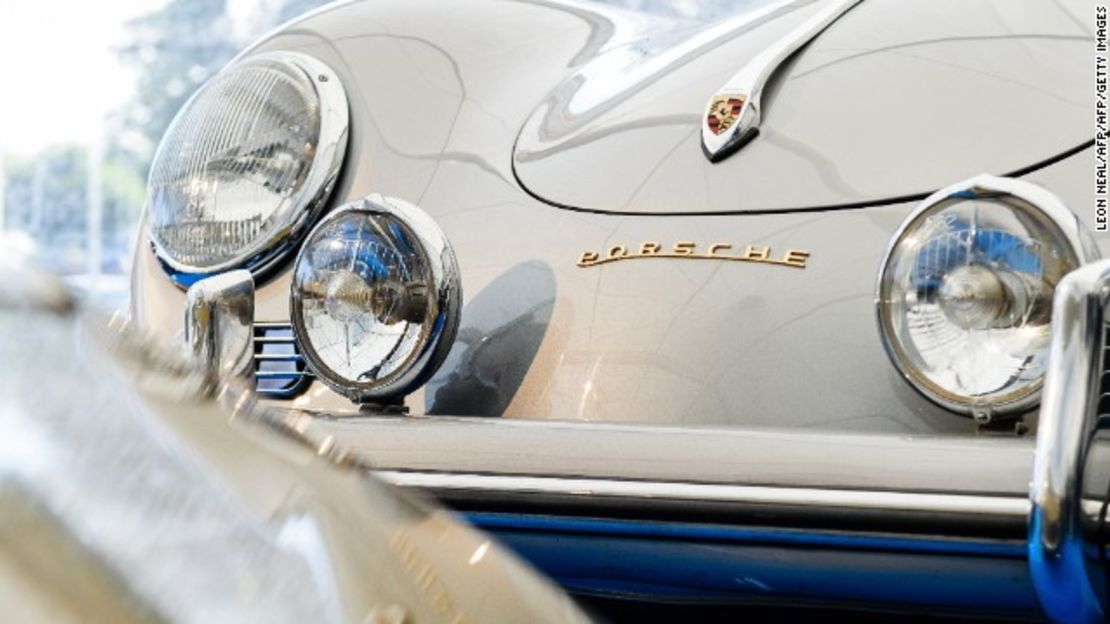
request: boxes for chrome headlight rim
[290,195,462,403]
[150,50,350,286]
[875,174,1099,418]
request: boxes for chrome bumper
[1030,259,1110,623]
[180,259,1110,618]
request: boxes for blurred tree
[111,0,331,177]
[275,0,331,23]
[114,0,239,176]
[3,146,144,274]
[1,0,329,281]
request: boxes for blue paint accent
[155,234,300,289]
[1027,512,1105,623]
[462,513,1041,612]
[166,266,208,289]
[464,512,1025,558]
[949,190,978,199]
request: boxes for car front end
[127,0,1106,618]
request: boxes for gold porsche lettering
[782,249,811,268]
[673,241,696,255]
[742,245,770,261]
[576,241,810,269]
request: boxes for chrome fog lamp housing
[290,196,461,403]
[876,175,1099,419]
[147,51,349,285]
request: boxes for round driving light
[290,196,461,402]
[876,175,1099,418]
[147,51,348,282]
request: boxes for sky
[0,0,272,157]
[0,0,162,155]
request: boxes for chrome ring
[875,174,1100,417]
[151,51,349,286]
[290,195,462,403]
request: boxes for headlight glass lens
[291,197,460,402]
[148,52,348,276]
[877,176,1095,416]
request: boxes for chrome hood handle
[701,0,863,162]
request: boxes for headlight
[290,196,461,402]
[876,175,1099,419]
[147,51,349,282]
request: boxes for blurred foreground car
[128,0,1106,620]
[0,262,588,623]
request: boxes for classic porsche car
[127,0,1103,619]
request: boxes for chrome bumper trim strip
[374,470,1028,519]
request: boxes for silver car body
[128,0,1102,617]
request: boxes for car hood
[512,0,1090,214]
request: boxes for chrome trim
[374,471,1029,519]
[254,353,303,362]
[700,0,862,162]
[290,195,462,403]
[1029,259,1110,623]
[152,51,350,283]
[875,174,1101,418]
[183,270,255,388]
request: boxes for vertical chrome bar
[183,271,255,388]
[1030,260,1110,623]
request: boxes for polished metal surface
[153,51,350,283]
[1028,260,1110,623]
[700,0,863,162]
[376,470,1028,518]
[290,195,462,402]
[315,415,1033,498]
[875,174,1101,418]
[183,270,255,388]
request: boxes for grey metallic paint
[130,0,1102,436]
[125,5,1110,612]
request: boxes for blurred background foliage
[0,0,740,306]
[0,0,328,298]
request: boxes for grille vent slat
[253,323,312,399]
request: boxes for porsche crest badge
[700,89,757,163]
[705,95,745,136]
[699,0,863,163]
